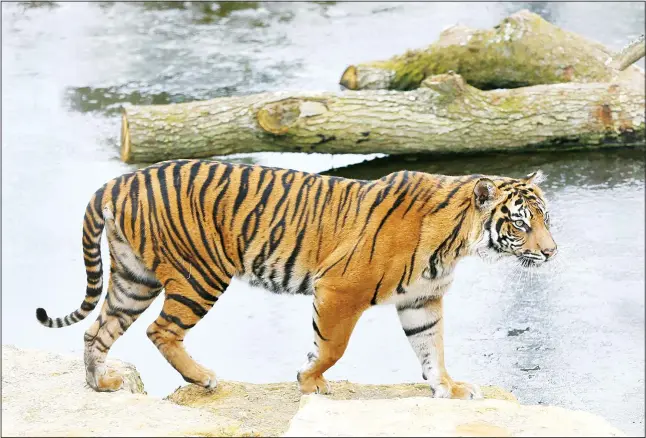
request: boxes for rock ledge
[2,345,625,437]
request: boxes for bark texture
[121,73,644,164]
[339,10,645,91]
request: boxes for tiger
[36,159,557,399]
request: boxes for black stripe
[404,318,441,337]
[84,214,100,237]
[86,203,103,234]
[402,192,421,217]
[211,179,237,271]
[313,319,329,341]
[119,174,135,235]
[269,170,294,226]
[395,171,409,193]
[130,173,140,239]
[241,172,275,245]
[84,257,101,268]
[371,274,384,305]
[111,177,121,213]
[426,205,469,277]
[282,225,307,289]
[117,316,129,332]
[370,190,408,261]
[81,300,96,311]
[166,294,208,318]
[86,285,102,297]
[157,163,190,252]
[82,229,94,246]
[160,311,196,330]
[497,180,515,190]
[159,246,221,302]
[117,263,162,289]
[83,247,100,257]
[113,275,161,301]
[495,218,504,234]
[291,174,315,223]
[86,269,103,281]
[230,166,252,227]
[95,336,110,350]
[397,297,432,311]
[431,175,480,214]
[193,167,232,278]
[93,185,106,223]
[396,267,407,294]
[407,240,419,284]
[296,272,312,295]
[317,255,346,278]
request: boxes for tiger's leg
[146,272,227,389]
[84,209,162,392]
[397,296,482,400]
[297,286,367,394]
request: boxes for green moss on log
[347,10,626,91]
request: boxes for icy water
[2,2,644,435]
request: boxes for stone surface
[1,345,252,437]
[169,380,517,437]
[2,344,625,437]
[284,394,626,437]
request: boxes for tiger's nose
[541,246,557,259]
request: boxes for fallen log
[339,10,645,91]
[120,73,644,164]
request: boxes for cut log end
[257,107,290,136]
[339,65,358,90]
[120,109,132,163]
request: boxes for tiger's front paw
[297,371,331,395]
[430,378,483,400]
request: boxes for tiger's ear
[473,178,498,210]
[524,170,546,185]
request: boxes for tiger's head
[471,170,557,267]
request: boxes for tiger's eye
[514,220,525,228]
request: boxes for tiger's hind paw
[182,367,218,391]
[95,369,124,392]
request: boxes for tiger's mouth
[484,238,548,268]
[516,254,546,267]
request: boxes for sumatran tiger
[36,159,557,399]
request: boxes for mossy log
[339,9,645,91]
[120,73,644,164]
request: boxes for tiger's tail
[36,188,107,328]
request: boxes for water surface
[2,2,644,435]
